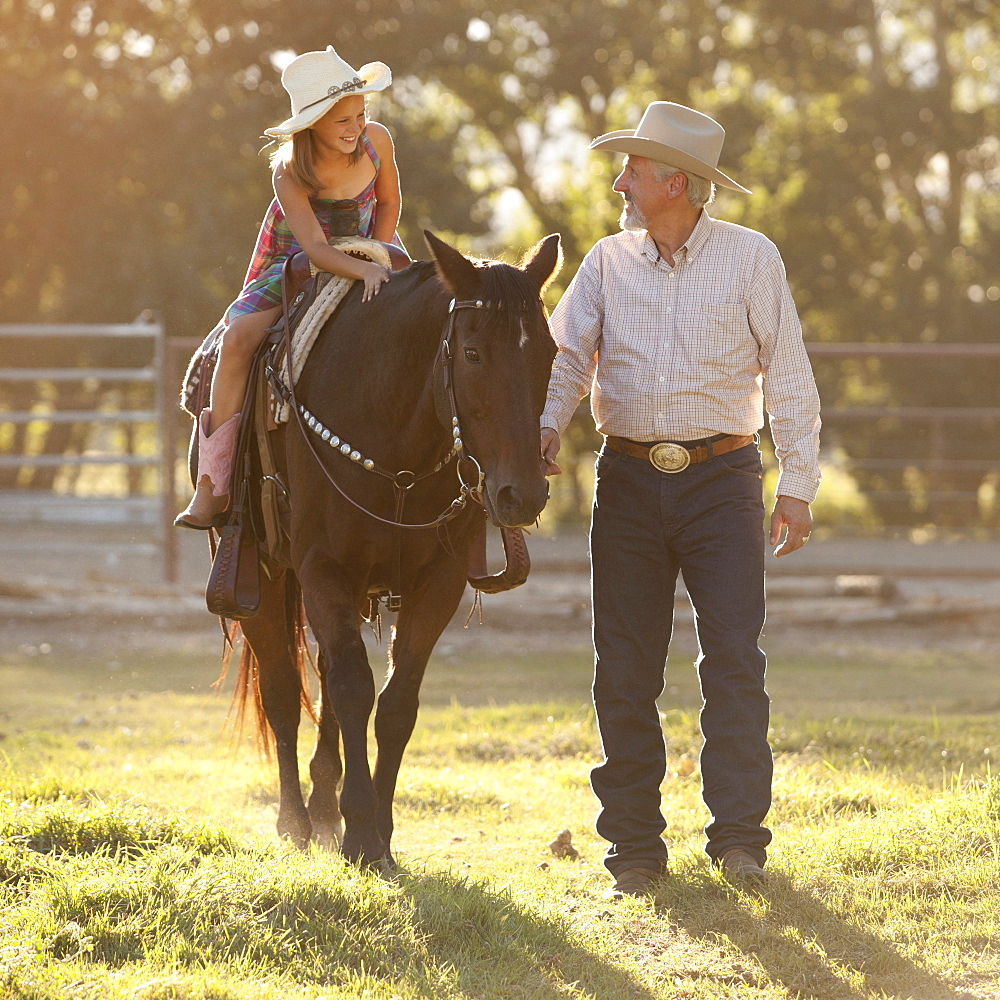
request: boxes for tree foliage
[2,0,998,524]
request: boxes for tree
[726,0,1000,525]
[2,0,997,524]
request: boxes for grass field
[2,630,999,999]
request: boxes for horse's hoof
[311,828,343,853]
[342,833,387,867]
[343,841,394,874]
[307,813,344,852]
[277,821,313,851]
[372,855,398,879]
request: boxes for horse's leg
[240,569,312,848]
[298,562,384,865]
[373,557,469,864]
[306,650,345,850]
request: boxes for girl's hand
[360,262,390,302]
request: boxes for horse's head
[426,231,562,528]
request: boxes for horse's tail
[215,570,317,759]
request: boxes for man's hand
[769,495,812,558]
[540,427,562,476]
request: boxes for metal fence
[2,333,998,582]
[806,342,1000,532]
[0,321,173,574]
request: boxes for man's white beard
[619,202,647,232]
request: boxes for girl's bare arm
[367,122,401,245]
[274,163,389,301]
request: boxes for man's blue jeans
[589,441,772,875]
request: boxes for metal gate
[0,320,174,578]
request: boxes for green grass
[2,637,1000,998]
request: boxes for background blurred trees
[2,0,998,527]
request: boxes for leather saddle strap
[204,345,270,620]
[255,352,291,564]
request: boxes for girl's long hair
[268,107,368,194]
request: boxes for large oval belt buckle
[648,442,690,473]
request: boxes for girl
[176,45,406,529]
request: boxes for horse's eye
[464,348,481,364]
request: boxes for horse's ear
[424,230,478,293]
[521,234,562,294]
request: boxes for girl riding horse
[176,45,407,529]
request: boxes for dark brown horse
[232,231,561,867]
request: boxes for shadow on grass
[657,872,974,1000]
[3,799,659,1000]
[398,869,659,1000]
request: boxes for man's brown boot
[720,849,767,886]
[604,866,662,901]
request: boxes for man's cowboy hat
[264,46,391,138]
[589,101,751,194]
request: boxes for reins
[279,256,489,531]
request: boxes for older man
[541,102,821,898]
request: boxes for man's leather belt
[605,433,755,473]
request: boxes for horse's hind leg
[306,650,344,850]
[241,569,312,848]
[373,561,469,863]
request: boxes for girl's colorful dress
[224,133,403,324]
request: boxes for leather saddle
[180,241,411,419]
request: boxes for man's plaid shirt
[542,211,822,503]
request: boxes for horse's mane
[435,257,544,348]
[387,254,539,315]
[474,259,540,317]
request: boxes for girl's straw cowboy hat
[265,46,391,138]
[589,101,751,194]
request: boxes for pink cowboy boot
[174,409,241,530]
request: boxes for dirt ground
[2,517,999,663]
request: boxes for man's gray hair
[653,162,715,209]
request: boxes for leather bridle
[280,257,492,530]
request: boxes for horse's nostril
[495,484,519,512]
[492,481,549,527]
